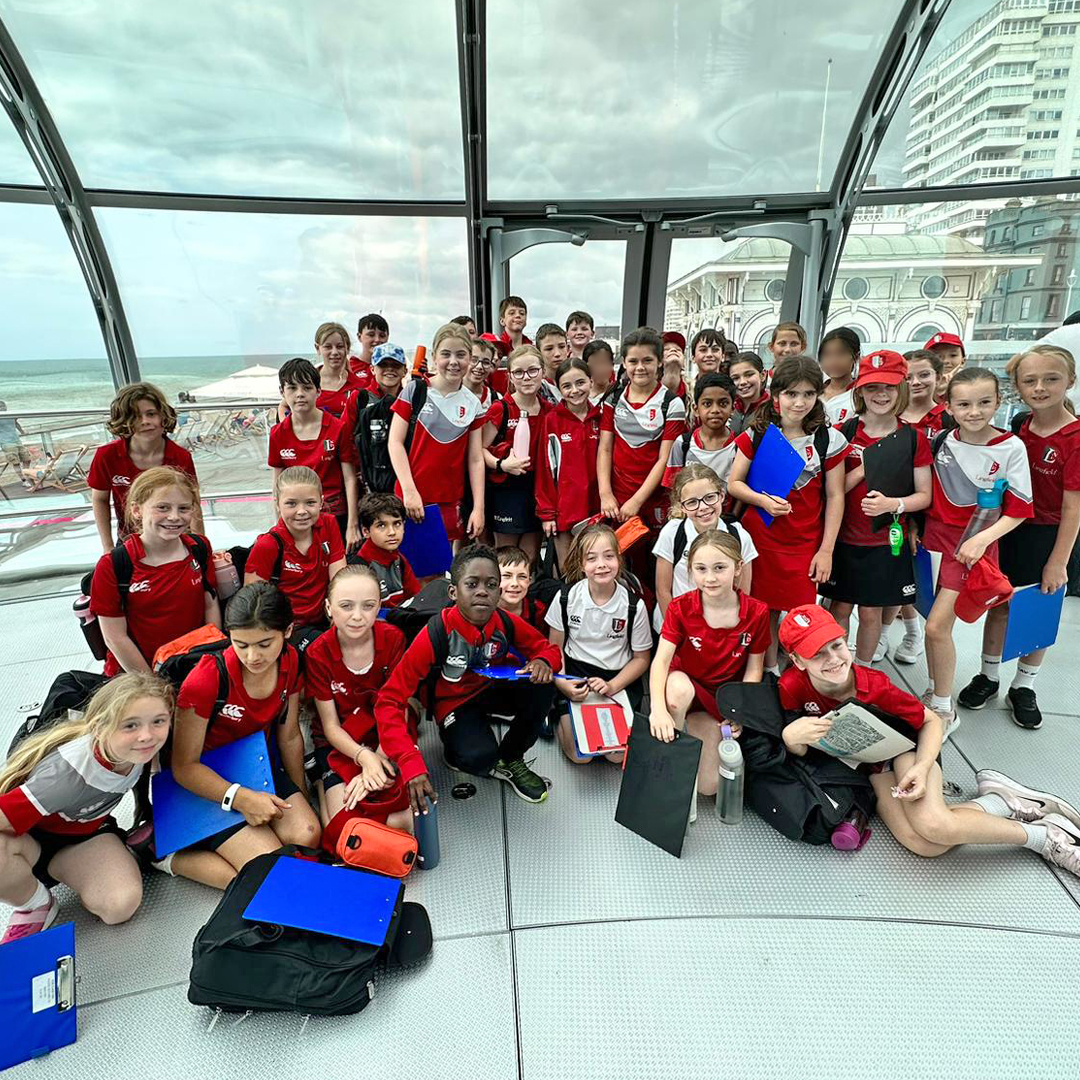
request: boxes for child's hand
[466,507,486,540]
[542,520,558,538]
[519,658,553,684]
[600,492,621,520]
[586,676,615,697]
[359,750,391,792]
[407,773,438,817]
[1042,560,1067,594]
[649,710,676,743]
[955,534,989,568]
[893,762,929,802]
[782,715,832,752]
[556,676,589,702]
[761,495,792,517]
[236,788,290,826]
[342,775,368,811]
[619,499,641,522]
[860,490,894,517]
[402,488,425,523]
[808,548,833,583]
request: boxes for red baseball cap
[662,331,687,352]
[779,604,846,659]
[924,331,965,356]
[478,332,510,358]
[955,558,1014,623]
[854,349,908,389]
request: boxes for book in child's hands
[570,691,633,756]
[814,699,916,768]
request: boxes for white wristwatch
[221,782,241,812]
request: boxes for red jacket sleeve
[374,627,437,784]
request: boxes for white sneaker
[1037,814,1080,879]
[894,630,923,665]
[920,687,935,708]
[872,637,888,663]
[976,770,1080,829]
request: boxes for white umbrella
[189,364,281,402]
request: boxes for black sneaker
[491,758,550,803]
[957,673,999,710]
[537,714,557,742]
[1007,687,1043,730]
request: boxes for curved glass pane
[871,0,1080,201]
[94,209,469,375]
[0,116,41,185]
[0,0,464,199]
[488,0,905,200]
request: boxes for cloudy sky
[0,0,1023,363]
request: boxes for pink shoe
[1,892,59,944]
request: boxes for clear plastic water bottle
[955,479,1008,556]
[717,724,744,825]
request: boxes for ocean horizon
[0,354,295,412]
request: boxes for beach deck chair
[21,444,90,493]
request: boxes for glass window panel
[94,208,469,376]
[666,235,793,354]
[832,198,1080,389]
[0,117,41,185]
[870,0,1080,195]
[488,0,905,200]
[509,239,626,344]
[0,0,464,199]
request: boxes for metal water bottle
[955,479,1008,555]
[716,725,744,825]
[413,796,441,870]
[213,551,241,600]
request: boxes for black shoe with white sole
[957,674,999,710]
[1007,687,1043,730]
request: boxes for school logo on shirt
[324,439,335,452]
[1043,447,1058,464]
[793,612,812,628]
[648,408,658,422]
[482,640,502,660]
[740,632,752,647]
[128,580,151,593]
[221,703,245,721]
[279,449,297,460]
[689,636,703,650]
[330,680,347,695]
[459,406,467,418]
[111,474,132,486]
[283,560,303,573]
[988,460,1000,476]
[611,618,626,634]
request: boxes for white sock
[151,853,175,876]
[903,617,921,639]
[1011,662,1041,691]
[930,694,952,714]
[971,793,1011,817]
[981,653,1002,682]
[764,665,780,677]
[1021,822,1048,853]
[16,881,51,912]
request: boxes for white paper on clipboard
[814,701,916,769]
[570,691,633,757]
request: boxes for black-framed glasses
[470,356,495,369]
[680,490,722,512]
[511,366,543,380]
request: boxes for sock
[16,881,51,912]
[1011,662,1041,691]
[931,694,952,714]
[903,617,921,639]
[764,665,780,677]
[981,653,1002,682]
[971,793,1011,817]
[1021,822,1048,853]
[151,853,175,876]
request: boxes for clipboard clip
[55,955,75,1012]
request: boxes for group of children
[2,303,1079,945]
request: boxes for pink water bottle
[831,807,872,851]
[512,412,531,463]
[213,551,241,600]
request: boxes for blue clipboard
[473,665,570,679]
[400,504,453,578]
[0,921,76,1071]
[745,425,805,526]
[1002,584,1066,662]
[913,544,935,620]
[244,858,402,946]
[151,731,274,857]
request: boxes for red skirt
[746,540,817,611]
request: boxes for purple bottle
[831,807,872,851]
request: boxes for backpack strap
[111,543,135,610]
[680,427,694,462]
[559,584,571,648]
[840,416,859,442]
[210,650,230,725]
[186,534,216,599]
[932,428,951,457]
[813,424,831,467]
[268,532,284,585]
[671,522,690,567]
[625,587,640,650]
[659,388,677,420]
[404,379,428,454]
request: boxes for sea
[0,355,295,412]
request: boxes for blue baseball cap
[372,343,407,366]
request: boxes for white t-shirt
[824,389,855,426]
[545,579,653,671]
[651,516,758,631]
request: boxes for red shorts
[670,663,722,722]
[438,502,464,543]
[922,517,1000,593]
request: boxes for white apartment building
[901,0,1080,240]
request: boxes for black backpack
[188,846,432,1017]
[81,533,215,604]
[226,533,285,585]
[528,541,564,607]
[6,669,109,757]
[383,575,452,644]
[557,576,642,655]
[353,382,426,494]
[670,515,747,568]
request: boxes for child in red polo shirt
[650,529,769,797]
[726,352,769,436]
[306,566,414,834]
[313,321,366,418]
[89,381,198,554]
[167,584,320,888]
[268,357,359,552]
[91,466,220,677]
[497,545,547,633]
[689,328,726,380]
[245,467,345,647]
[353,492,418,609]
[387,323,488,544]
[584,340,616,406]
[349,313,389,385]
[901,349,953,438]
[776,604,1080,875]
[598,327,687,531]
[375,546,561,807]
[925,330,966,388]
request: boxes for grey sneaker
[920,687,935,708]
[1037,814,1080,879]
[492,758,549,803]
[893,630,923,665]
[976,770,1080,829]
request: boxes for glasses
[680,490,722,513]
[511,366,543,380]
[470,356,495,369]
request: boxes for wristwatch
[221,782,241,812]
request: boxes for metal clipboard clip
[55,955,75,1012]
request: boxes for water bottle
[213,551,241,600]
[413,796,440,870]
[954,479,1008,556]
[831,807,872,851]
[716,725,744,825]
[73,594,107,660]
[512,411,531,462]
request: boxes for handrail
[0,487,273,523]
[6,400,281,422]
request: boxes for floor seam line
[500,782,525,1080]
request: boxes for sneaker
[893,631,923,665]
[1006,687,1043,730]
[957,674,999,710]
[920,687,935,708]
[491,757,549,803]
[976,770,1080,829]
[871,638,888,663]
[1036,813,1080,879]
[537,714,557,742]
[1,893,59,944]
[940,710,960,739]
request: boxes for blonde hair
[1006,343,1076,384]
[853,379,910,417]
[0,673,173,794]
[508,344,542,367]
[686,527,742,570]
[563,523,622,586]
[274,465,322,501]
[668,463,724,520]
[432,322,473,354]
[770,321,808,347]
[327,562,380,601]
[315,321,352,352]
[124,466,201,532]
[106,382,177,438]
